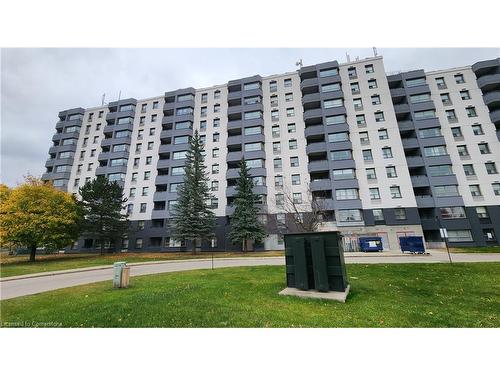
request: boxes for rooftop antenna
[355,56,359,61]
[346,53,351,63]
[295,59,303,69]
[118,90,122,101]
[101,93,107,106]
[373,47,378,57]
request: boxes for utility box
[283,231,348,294]
[359,236,383,252]
[399,236,425,254]
[113,262,129,288]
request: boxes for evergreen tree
[171,130,215,253]
[79,176,129,254]
[229,158,266,251]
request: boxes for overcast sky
[1,48,498,187]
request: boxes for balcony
[394,103,410,114]
[226,135,243,146]
[490,109,500,125]
[476,73,500,91]
[483,91,500,107]
[98,150,129,161]
[300,77,319,91]
[306,142,327,154]
[406,156,424,167]
[153,191,178,202]
[301,92,321,105]
[226,185,267,197]
[472,58,500,77]
[303,108,323,122]
[410,175,430,187]
[389,87,406,98]
[415,195,435,208]
[226,167,266,179]
[398,120,415,132]
[155,174,185,185]
[402,138,419,149]
[305,125,325,138]
[307,160,329,173]
[413,117,440,129]
[310,179,332,191]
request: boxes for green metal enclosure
[284,231,348,292]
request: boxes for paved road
[1,251,499,300]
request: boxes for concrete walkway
[1,251,499,300]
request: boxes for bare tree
[276,182,329,233]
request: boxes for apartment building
[42,56,500,252]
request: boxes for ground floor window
[447,230,473,242]
[483,229,496,242]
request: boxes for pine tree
[229,158,266,252]
[171,130,215,253]
[79,176,129,254]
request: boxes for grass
[0,251,284,278]
[448,246,500,253]
[1,263,498,328]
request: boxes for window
[466,107,477,117]
[451,127,463,138]
[324,98,343,109]
[390,186,402,198]
[472,124,484,135]
[131,173,138,182]
[151,114,157,122]
[135,238,143,249]
[271,110,279,121]
[326,114,346,125]
[176,107,193,116]
[328,132,349,143]
[246,159,264,168]
[368,79,377,89]
[371,95,381,105]
[142,187,149,196]
[144,156,152,165]
[322,83,341,93]
[210,198,218,209]
[59,151,74,159]
[212,133,220,142]
[201,93,208,103]
[82,138,88,147]
[332,168,356,180]
[212,148,219,158]
[244,142,263,152]
[172,151,187,160]
[270,95,278,107]
[293,193,302,204]
[478,143,490,154]
[348,67,357,78]
[200,107,207,117]
[429,165,453,177]
[284,78,292,87]
[378,129,389,140]
[272,142,281,154]
[440,207,466,219]
[139,116,145,125]
[110,158,128,167]
[214,90,221,99]
[424,145,447,157]
[365,64,374,74]
[140,103,147,113]
[286,108,295,117]
[147,142,154,151]
[454,74,465,84]
[460,90,471,100]
[448,230,473,242]
[362,149,373,161]
[285,93,293,102]
[135,143,142,153]
[79,150,85,160]
[272,125,280,138]
[406,77,426,87]
[143,171,151,180]
[170,183,183,193]
[374,111,385,122]
[269,81,277,92]
[115,130,132,138]
[331,150,352,161]
[446,109,457,122]
[338,209,362,222]
[171,167,185,176]
[386,166,397,178]
[373,209,384,222]
[168,201,178,211]
[435,185,459,197]
[211,181,219,191]
[174,135,190,145]
[175,121,192,130]
[353,98,363,111]
[243,126,262,136]
[213,104,220,113]
[350,82,360,94]
[61,138,76,146]
[274,175,283,187]
[319,68,339,77]
[274,158,282,169]
[486,162,497,174]
[244,82,260,91]
[394,208,406,220]
[457,145,469,157]
[287,123,296,133]
[137,129,144,139]
[73,179,79,187]
[493,183,500,196]
[288,139,298,150]
[359,131,369,144]
[148,127,156,136]
[244,111,262,120]
[65,126,80,133]
[133,158,140,167]
[366,168,377,180]
[53,179,65,187]
[483,229,496,242]
[476,206,489,219]
[212,164,219,174]
[336,188,359,200]
[77,164,82,173]
[152,101,159,109]
[414,110,436,120]
[108,173,125,182]
[291,174,301,185]
[419,127,442,139]
[290,157,299,167]
[356,114,366,125]
[275,194,284,207]
[463,164,475,176]
[440,93,452,105]
[177,94,194,102]
[382,147,393,159]
[369,188,380,200]
[411,93,432,104]
[435,77,446,89]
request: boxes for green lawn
[449,246,500,253]
[1,263,498,328]
[0,251,284,278]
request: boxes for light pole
[436,215,452,265]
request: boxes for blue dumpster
[359,237,383,252]
[399,236,425,253]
